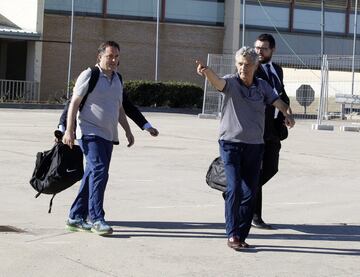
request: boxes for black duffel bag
[205,156,227,192]
[30,135,84,213]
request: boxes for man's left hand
[126,131,135,147]
[285,115,295,128]
[146,127,159,137]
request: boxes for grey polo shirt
[219,73,279,144]
[74,65,123,144]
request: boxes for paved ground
[0,109,359,277]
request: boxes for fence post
[201,53,210,115]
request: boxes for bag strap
[78,67,123,112]
[48,194,56,213]
[79,66,100,112]
[34,190,56,213]
[116,72,123,85]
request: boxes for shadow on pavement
[105,221,360,256]
[108,221,224,230]
[249,244,360,256]
[249,223,360,255]
[107,221,225,239]
[250,223,360,242]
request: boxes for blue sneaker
[66,218,92,232]
[91,220,113,236]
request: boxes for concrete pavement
[0,109,359,277]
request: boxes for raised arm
[196,60,226,92]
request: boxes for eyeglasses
[255,46,270,51]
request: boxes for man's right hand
[196,60,208,77]
[62,130,75,149]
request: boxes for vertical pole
[155,0,160,82]
[320,0,325,59]
[350,0,358,114]
[351,0,358,96]
[66,0,74,99]
[325,59,329,118]
[319,0,325,122]
[318,55,325,124]
[241,0,246,47]
[201,53,210,115]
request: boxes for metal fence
[0,79,40,103]
[200,54,360,122]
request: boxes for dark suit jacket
[58,92,148,131]
[255,63,290,141]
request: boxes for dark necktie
[266,64,281,94]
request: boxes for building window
[165,0,224,26]
[45,0,102,14]
[294,8,346,34]
[245,4,289,29]
[107,0,157,19]
[349,12,360,34]
[44,0,225,26]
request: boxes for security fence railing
[200,54,360,122]
[0,79,40,103]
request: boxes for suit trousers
[253,140,281,221]
[69,135,113,222]
[219,140,264,241]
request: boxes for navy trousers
[219,140,264,241]
[69,135,113,222]
[253,140,281,221]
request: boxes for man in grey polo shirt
[63,41,134,236]
[196,46,294,250]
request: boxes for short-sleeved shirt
[73,65,123,144]
[219,73,279,144]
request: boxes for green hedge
[124,80,203,109]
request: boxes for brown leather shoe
[227,237,240,249]
[227,237,241,249]
[227,237,251,250]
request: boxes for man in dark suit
[252,33,291,229]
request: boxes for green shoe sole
[66,225,92,232]
[90,228,113,236]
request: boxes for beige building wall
[40,14,224,102]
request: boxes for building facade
[0,0,43,102]
[1,0,359,101]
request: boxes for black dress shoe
[251,219,273,229]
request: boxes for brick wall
[40,14,224,102]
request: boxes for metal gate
[200,54,360,122]
[0,79,40,103]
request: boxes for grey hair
[235,46,259,64]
